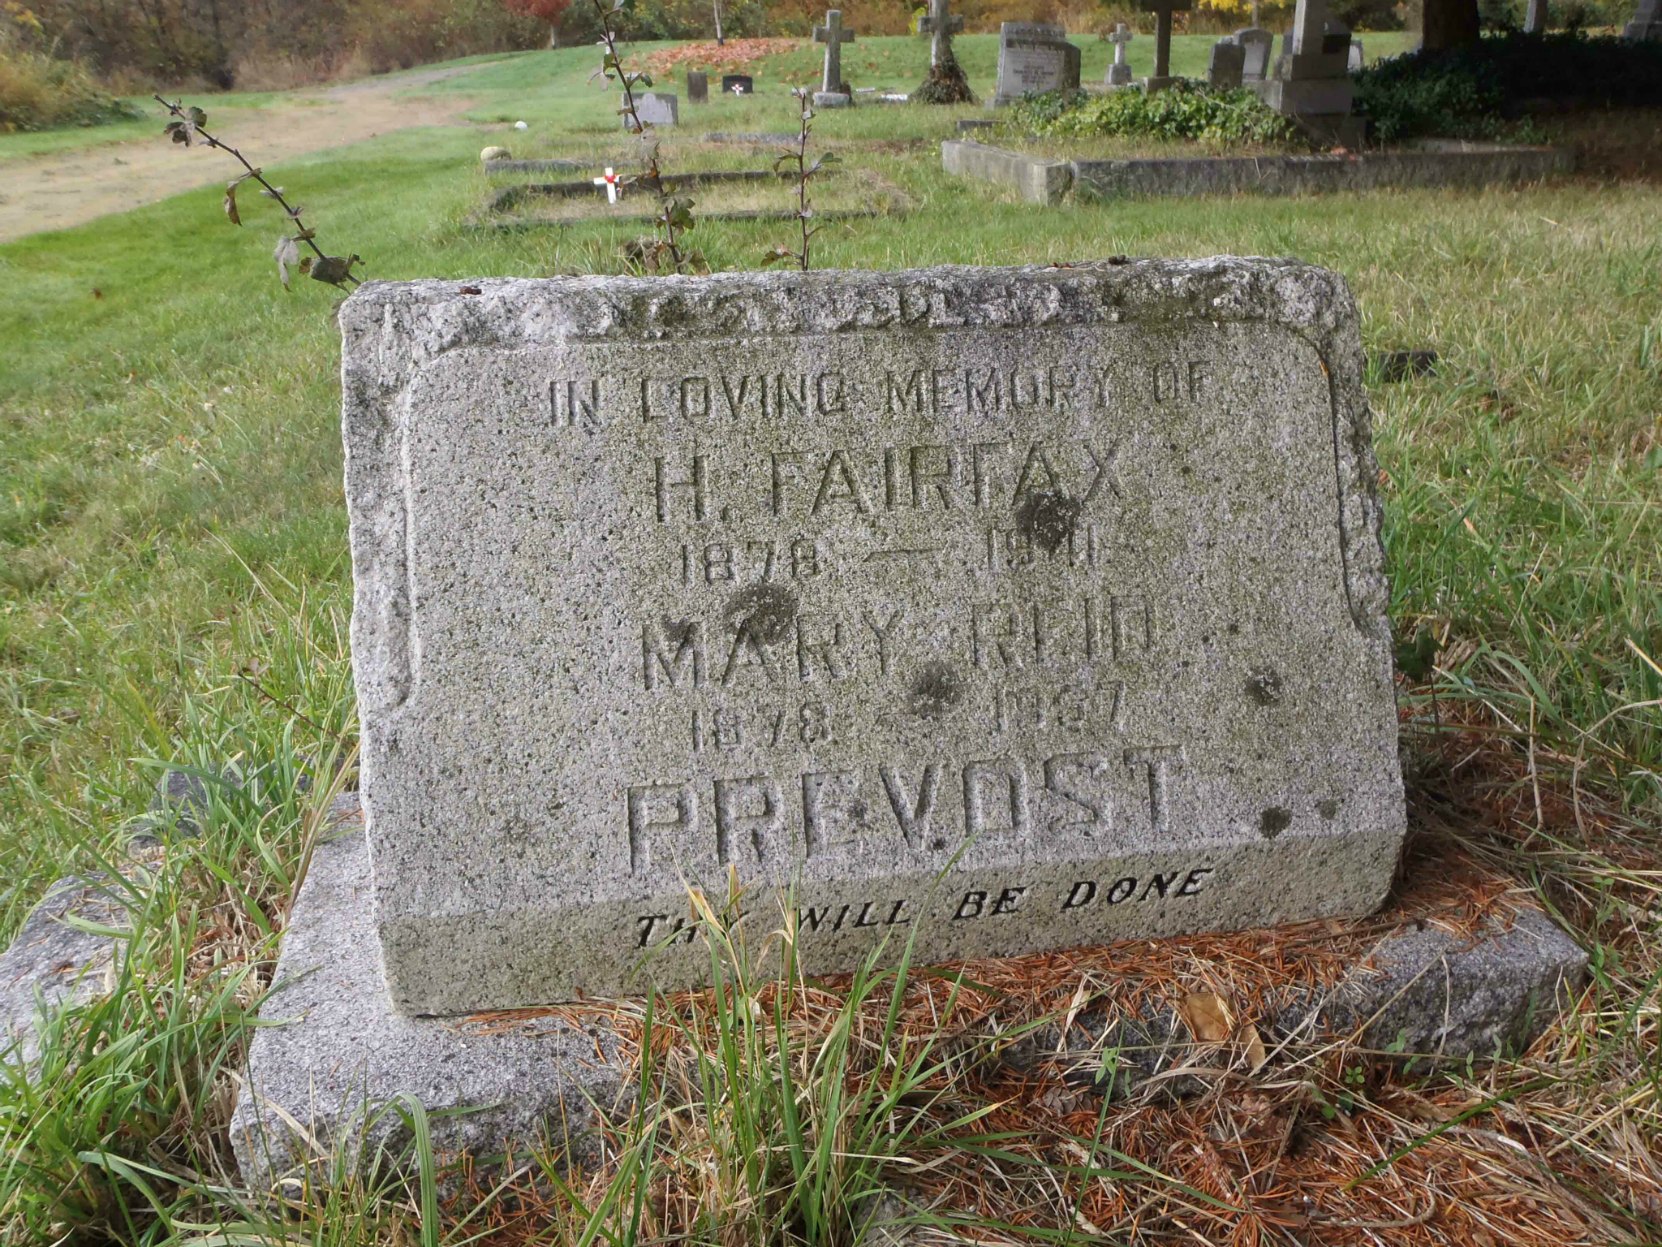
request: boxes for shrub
[1009,80,1303,145]
[0,43,134,131]
[1356,31,1662,141]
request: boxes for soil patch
[0,64,496,243]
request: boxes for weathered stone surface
[1290,906,1588,1059]
[1,876,126,1068]
[1001,903,1587,1096]
[992,22,1081,106]
[231,796,627,1190]
[626,91,678,128]
[341,259,1405,1015]
[942,139,1073,205]
[149,762,240,834]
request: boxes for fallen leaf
[1180,992,1233,1042]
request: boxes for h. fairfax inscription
[341,262,1405,1014]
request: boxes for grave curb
[942,139,1073,205]
[942,139,1574,203]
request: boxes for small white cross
[592,167,619,204]
[731,83,745,95]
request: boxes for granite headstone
[1209,39,1246,88]
[992,22,1081,106]
[624,91,678,128]
[341,260,1407,1014]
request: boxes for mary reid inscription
[342,262,1406,1015]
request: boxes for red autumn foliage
[504,0,574,25]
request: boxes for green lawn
[0,35,1658,1246]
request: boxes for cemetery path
[0,62,500,244]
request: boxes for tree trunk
[1422,0,1481,51]
[548,22,559,48]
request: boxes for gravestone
[1626,0,1662,38]
[338,259,1407,1015]
[1235,27,1274,81]
[1347,38,1364,71]
[992,23,1082,106]
[1254,0,1360,145]
[1141,0,1193,93]
[624,91,678,129]
[1105,23,1135,87]
[918,0,965,68]
[813,9,856,107]
[722,74,754,94]
[1209,39,1246,88]
[687,70,709,104]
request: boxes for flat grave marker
[341,260,1407,1014]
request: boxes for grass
[1,34,1659,1246]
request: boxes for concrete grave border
[478,166,911,227]
[943,138,1574,205]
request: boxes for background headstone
[1254,0,1360,145]
[687,70,709,103]
[624,91,678,128]
[1105,23,1135,87]
[721,73,754,94]
[340,260,1407,1014]
[813,9,856,107]
[1235,27,1274,81]
[992,22,1081,106]
[1626,0,1662,38]
[1141,0,1194,92]
[918,0,965,68]
[1347,38,1364,71]
[1209,39,1246,88]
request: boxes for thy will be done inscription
[343,263,1406,1015]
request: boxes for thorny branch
[155,94,361,290]
[591,0,697,273]
[765,88,836,272]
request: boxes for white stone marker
[1106,24,1135,87]
[342,260,1406,1014]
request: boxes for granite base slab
[231,800,630,1193]
[1002,902,1588,1096]
[1,875,127,1069]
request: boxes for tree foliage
[28,0,544,87]
[504,0,574,25]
